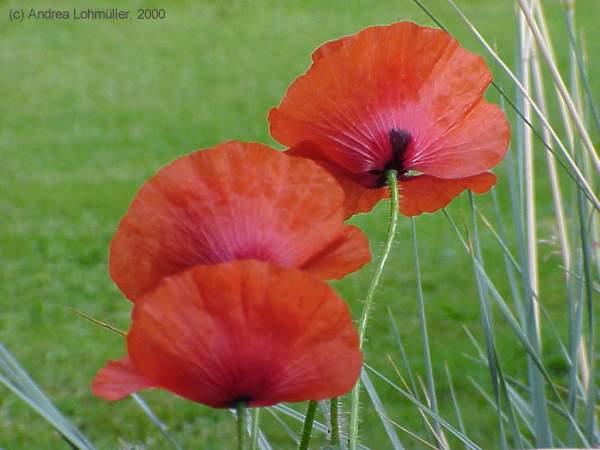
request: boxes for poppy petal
[301,225,371,278]
[127,260,362,408]
[408,101,511,178]
[270,22,509,185]
[311,35,348,62]
[110,141,370,301]
[287,142,387,217]
[399,172,497,216]
[338,181,388,218]
[92,356,153,401]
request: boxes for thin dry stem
[519,2,541,340]
[445,0,600,210]
[517,0,600,173]
[530,1,571,278]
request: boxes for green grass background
[1,0,598,448]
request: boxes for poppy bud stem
[330,397,340,445]
[298,400,318,450]
[237,402,247,450]
[349,170,399,450]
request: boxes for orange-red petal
[398,172,497,216]
[92,356,152,401]
[301,225,371,278]
[110,141,370,301]
[270,22,509,184]
[126,260,362,408]
[287,141,387,217]
[409,101,510,178]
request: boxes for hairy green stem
[298,400,318,450]
[349,171,399,450]
[330,397,340,445]
[237,403,247,450]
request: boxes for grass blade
[366,364,483,450]
[387,307,420,399]
[516,0,600,174]
[416,0,600,210]
[361,370,405,450]
[443,363,467,447]
[561,0,600,134]
[444,210,590,446]
[270,405,370,450]
[469,194,524,449]
[409,217,447,448]
[516,5,553,445]
[131,393,183,450]
[0,342,95,450]
[576,167,597,445]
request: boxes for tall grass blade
[443,210,590,445]
[529,3,572,280]
[270,405,370,449]
[577,170,598,445]
[469,193,525,449]
[371,413,438,450]
[467,377,534,448]
[387,307,420,398]
[130,394,183,450]
[366,365,483,450]
[0,342,95,450]
[477,205,522,277]
[561,0,600,134]
[417,0,600,210]
[361,371,404,449]
[387,307,436,442]
[468,196,508,450]
[516,0,600,173]
[531,5,595,444]
[443,363,467,448]
[265,408,299,444]
[517,4,553,445]
[409,217,447,447]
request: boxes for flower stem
[330,397,340,445]
[237,403,247,450]
[349,170,399,450]
[298,400,318,450]
[250,408,260,450]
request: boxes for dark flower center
[369,128,411,187]
[226,394,253,407]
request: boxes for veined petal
[399,172,497,216]
[126,261,362,408]
[409,101,510,178]
[270,22,509,189]
[301,225,371,278]
[110,141,370,301]
[287,141,387,217]
[92,356,152,401]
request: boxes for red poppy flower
[93,260,362,407]
[110,141,371,302]
[269,22,510,217]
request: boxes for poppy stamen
[227,394,253,407]
[388,128,411,169]
[369,128,412,187]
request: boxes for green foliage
[1,0,598,448]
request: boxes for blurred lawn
[1,0,598,448]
